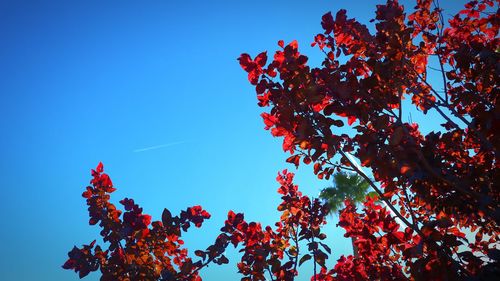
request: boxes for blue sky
[0,0,468,280]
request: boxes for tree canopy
[320,172,371,214]
[64,0,499,280]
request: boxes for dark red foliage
[239,0,499,279]
[65,1,499,280]
[63,163,221,281]
[219,170,330,280]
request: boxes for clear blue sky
[0,1,467,280]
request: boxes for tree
[62,163,222,281]
[320,172,370,215]
[319,172,371,257]
[238,0,499,278]
[65,0,499,280]
[64,164,332,280]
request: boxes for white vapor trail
[133,141,187,153]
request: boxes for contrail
[133,141,187,153]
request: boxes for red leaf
[347,116,356,126]
[82,187,93,199]
[286,154,301,168]
[321,12,334,34]
[96,162,104,173]
[314,162,322,174]
[254,51,267,68]
[141,214,152,226]
[303,156,312,165]
[238,53,253,72]
[400,164,411,174]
